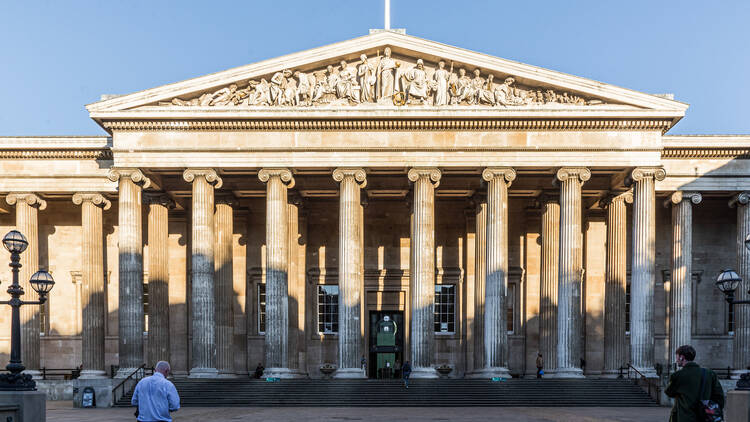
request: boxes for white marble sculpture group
[167,47,603,108]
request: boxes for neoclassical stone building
[0,30,748,381]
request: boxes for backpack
[697,368,723,422]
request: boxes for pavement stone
[46,401,671,421]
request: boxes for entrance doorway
[368,310,404,379]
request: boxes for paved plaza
[47,401,670,421]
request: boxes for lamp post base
[0,372,36,391]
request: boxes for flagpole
[384,0,390,30]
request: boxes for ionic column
[665,191,701,369]
[72,193,111,378]
[5,193,46,375]
[107,169,151,376]
[183,168,223,378]
[407,167,441,378]
[730,192,750,378]
[539,194,560,374]
[629,167,665,378]
[144,192,175,367]
[258,168,295,378]
[601,192,632,376]
[214,193,237,376]
[555,167,590,378]
[479,167,515,378]
[332,168,367,378]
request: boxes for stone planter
[436,365,453,378]
[319,364,336,378]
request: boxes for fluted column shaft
[333,169,367,377]
[145,193,174,366]
[540,195,560,373]
[667,192,701,368]
[731,193,750,377]
[481,168,515,376]
[73,193,111,377]
[183,168,223,377]
[555,168,590,378]
[602,192,632,375]
[214,194,236,375]
[408,168,441,377]
[108,169,150,375]
[259,168,295,376]
[6,193,47,374]
[629,167,665,377]
[473,197,487,371]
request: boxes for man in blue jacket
[132,361,180,422]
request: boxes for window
[317,285,339,334]
[258,284,266,334]
[434,284,456,333]
[507,283,515,334]
[625,283,631,334]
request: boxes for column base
[188,368,219,378]
[547,367,585,378]
[264,367,306,379]
[467,367,511,379]
[78,370,109,379]
[409,366,439,379]
[23,369,42,380]
[333,368,367,379]
[731,369,750,380]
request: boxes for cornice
[0,149,112,160]
[101,118,673,132]
[661,147,750,159]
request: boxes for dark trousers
[536,367,543,378]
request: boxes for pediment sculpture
[161,48,605,108]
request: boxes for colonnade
[7,166,750,379]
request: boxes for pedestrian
[131,361,180,422]
[535,353,544,379]
[361,355,366,371]
[402,361,412,389]
[665,345,724,422]
[253,362,264,379]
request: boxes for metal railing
[112,364,152,405]
[625,363,661,403]
[40,367,82,380]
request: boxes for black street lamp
[0,230,55,391]
[715,268,750,391]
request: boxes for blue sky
[1,0,748,135]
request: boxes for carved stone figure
[270,70,293,105]
[357,54,376,103]
[377,47,398,101]
[476,74,496,105]
[294,71,314,106]
[452,68,473,105]
[401,59,430,104]
[432,60,450,106]
[494,77,524,106]
[336,60,360,103]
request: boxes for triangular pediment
[87,31,687,120]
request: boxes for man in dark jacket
[665,345,724,422]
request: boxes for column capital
[258,168,295,188]
[215,193,239,207]
[6,192,47,210]
[72,193,111,210]
[481,167,516,186]
[143,192,176,209]
[664,191,702,208]
[407,167,441,188]
[729,192,750,208]
[629,167,666,183]
[600,191,634,208]
[333,168,367,188]
[183,168,223,188]
[107,168,152,188]
[555,167,591,183]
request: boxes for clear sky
[1,0,748,135]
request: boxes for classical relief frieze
[159,49,605,109]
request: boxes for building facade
[0,31,748,380]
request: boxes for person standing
[535,353,544,379]
[665,345,724,422]
[402,361,412,389]
[132,361,180,422]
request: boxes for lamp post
[0,230,55,391]
[715,268,750,391]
